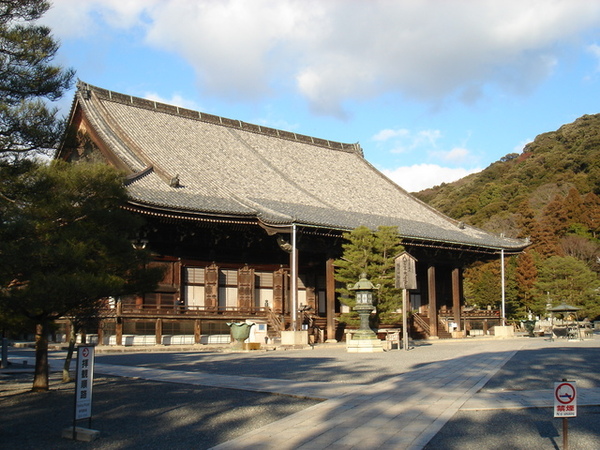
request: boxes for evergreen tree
[334,225,404,325]
[536,255,600,320]
[463,260,501,309]
[0,161,162,391]
[0,0,74,157]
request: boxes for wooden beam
[194,319,201,344]
[155,318,162,345]
[326,258,336,342]
[452,268,461,332]
[428,266,438,337]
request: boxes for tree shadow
[5,341,600,448]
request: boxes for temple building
[56,81,528,346]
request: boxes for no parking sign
[554,381,577,417]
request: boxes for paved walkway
[16,336,600,449]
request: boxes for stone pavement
[10,335,600,449]
[208,346,520,449]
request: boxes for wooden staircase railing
[266,307,284,338]
[412,312,430,336]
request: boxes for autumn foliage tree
[514,250,539,315]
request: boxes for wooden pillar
[116,300,123,346]
[194,319,201,344]
[156,318,162,345]
[326,258,336,342]
[115,318,123,346]
[428,266,438,337]
[452,267,462,332]
[97,320,104,346]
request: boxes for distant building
[56,82,527,345]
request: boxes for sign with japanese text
[554,381,577,417]
[395,252,417,290]
[75,345,95,420]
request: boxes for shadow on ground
[0,373,321,450]
[3,340,600,449]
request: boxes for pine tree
[334,225,404,325]
[0,161,162,391]
[0,0,74,157]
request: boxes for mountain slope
[414,114,600,236]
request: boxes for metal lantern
[348,273,379,339]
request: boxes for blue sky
[42,0,600,191]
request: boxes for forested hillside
[414,114,600,320]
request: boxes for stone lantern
[347,273,383,352]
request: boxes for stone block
[281,330,308,346]
[61,426,100,442]
[492,325,515,338]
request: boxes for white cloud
[587,43,600,72]
[143,92,199,111]
[44,0,156,38]
[43,0,600,116]
[372,128,410,142]
[438,147,470,164]
[373,128,443,154]
[382,164,481,192]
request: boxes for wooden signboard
[395,252,418,290]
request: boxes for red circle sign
[555,382,576,404]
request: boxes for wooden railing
[439,309,500,318]
[266,307,284,336]
[119,304,269,316]
[412,313,430,335]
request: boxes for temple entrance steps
[411,313,453,339]
[266,307,284,339]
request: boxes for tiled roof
[70,81,527,252]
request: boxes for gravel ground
[426,337,600,450]
[425,406,600,450]
[0,370,320,449]
[2,336,600,449]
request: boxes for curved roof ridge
[77,81,363,156]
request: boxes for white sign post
[395,252,418,351]
[554,380,576,450]
[75,345,95,425]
